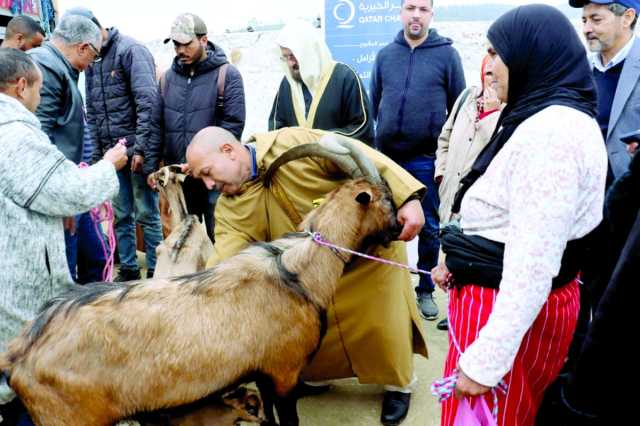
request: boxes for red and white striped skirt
[441,280,580,426]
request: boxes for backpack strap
[215,63,229,115]
[452,88,471,125]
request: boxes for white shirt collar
[591,35,636,72]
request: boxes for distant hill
[436,3,581,22]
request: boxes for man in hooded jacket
[147,13,246,242]
[268,20,373,145]
[370,0,465,325]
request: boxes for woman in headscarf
[434,5,607,425]
[433,49,503,331]
[436,49,502,231]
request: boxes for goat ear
[355,191,372,205]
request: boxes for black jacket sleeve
[144,78,165,176]
[123,44,158,157]
[268,78,292,131]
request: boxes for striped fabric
[441,281,580,426]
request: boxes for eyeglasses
[280,53,297,63]
[87,42,102,63]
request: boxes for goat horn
[319,134,381,184]
[263,134,380,187]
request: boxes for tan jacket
[435,86,501,223]
[207,127,428,386]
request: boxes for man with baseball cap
[147,13,246,242]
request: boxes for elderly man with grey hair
[28,15,104,285]
[28,14,101,163]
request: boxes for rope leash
[310,232,431,276]
[430,294,508,419]
[78,161,118,282]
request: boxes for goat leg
[255,375,278,426]
[273,393,299,426]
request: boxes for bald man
[1,16,45,51]
[185,125,429,425]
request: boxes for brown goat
[149,165,213,278]
[123,385,265,426]
[0,138,399,426]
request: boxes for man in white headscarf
[268,20,374,145]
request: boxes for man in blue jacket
[70,7,164,282]
[147,13,246,243]
[370,0,465,325]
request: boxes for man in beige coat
[186,126,428,425]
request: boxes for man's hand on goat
[431,262,453,291]
[180,163,192,176]
[396,199,424,241]
[131,154,144,173]
[104,144,128,171]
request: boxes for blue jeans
[64,212,107,284]
[396,155,440,294]
[113,168,163,272]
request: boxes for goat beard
[359,225,402,253]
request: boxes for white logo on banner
[333,0,356,29]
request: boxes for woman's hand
[483,85,501,111]
[431,262,453,291]
[454,367,491,399]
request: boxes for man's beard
[586,38,605,53]
[406,23,426,40]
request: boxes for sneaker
[146,269,155,279]
[417,293,438,320]
[114,268,141,282]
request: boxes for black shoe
[437,317,449,331]
[146,269,155,279]
[114,268,141,282]
[293,382,331,398]
[380,391,411,426]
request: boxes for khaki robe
[207,127,428,386]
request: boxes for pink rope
[78,162,117,282]
[310,232,431,275]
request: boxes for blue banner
[324,0,403,92]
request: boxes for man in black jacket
[147,13,246,242]
[73,8,164,281]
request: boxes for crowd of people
[0,0,636,425]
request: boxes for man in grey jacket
[0,48,126,416]
[28,14,109,285]
[69,7,163,281]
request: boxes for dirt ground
[292,286,448,426]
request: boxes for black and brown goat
[0,136,400,426]
[149,165,213,278]
[128,385,265,426]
